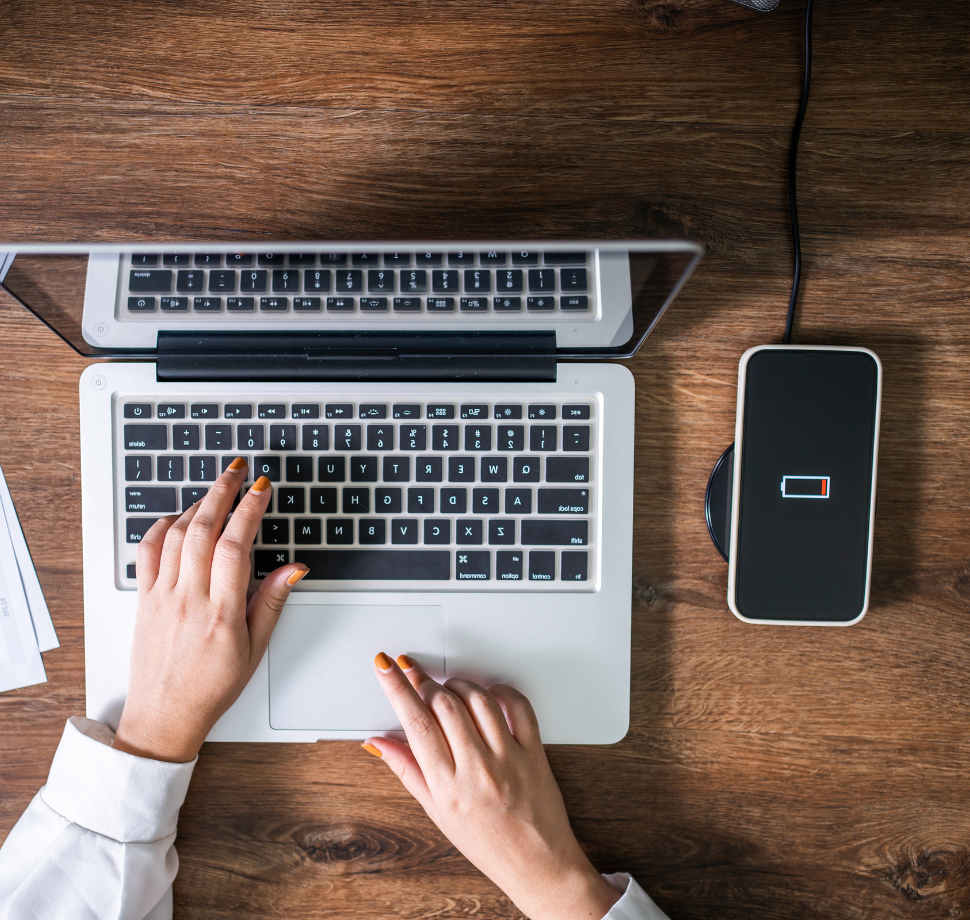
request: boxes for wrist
[113,707,202,764]
[518,858,622,920]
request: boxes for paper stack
[0,459,57,692]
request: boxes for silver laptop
[1,241,701,743]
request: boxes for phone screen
[735,349,879,622]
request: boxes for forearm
[0,717,195,920]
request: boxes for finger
[361,737,437,820]
[489,684,543,750]
[246,564,308,661]
[373,652,455,778]
[397,656,489,764]
[135,515,177,593]
[443,677,514,754]
[177,457,249,590]
[156,500,203,588]
[210,475,272,604]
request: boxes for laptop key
[226,297,255,311]
[161,297,189,311]
[546,457,590,482]
[512,457,540,482]
[293,297,322,311]
[383,457,410,481]
[335,425,361,450]
[360,297,388,311]
[310,487,338,513]
[204,425,232,450]
[126,518,160,543]
[530,425,557,451]
[480,457,508,482]
[494,404,524,420]
[559,268,587,291]
[560,550,588,581]
[473,488,499,513]
[377,488,402,513]
[456,550,489,579]
[432,270,459,293]
[408,488,434,513]
[496,550,523,580]
[270,424,297,450]
[427,298,455,312]
[126,487,176,514]
[488,520,515,545]
[456,520,483,544]
[327,520,354,544]
[415,456,442,482]
[465,426,491,451]
[194,253,222,266]
[259,404,286,420]
[209,270,236,293]
[124,403,152,419]
[424,520,450,544]
[295,549,450,580]
[359,519,386,544]
[415,252,443,266]
[194,297,222,311]
[521,520,588,545]
[125,424,167,450]
[129,270,172,293]
[272,270,299,293]
[172,424,199,449]
[277,488,305,513]
[561,296,589,311]
[529,551,556,581]
[350,457,378,482]
[260,297,287,311]
[464,271,490,293]
[544,252,587,264]
[441,488,467,513]
[225,404,253,419]
[157,457,184,482]
[318,458,345,482]
[497,425,524,451]
[505,488,532,514]
[294,519,322,544]
[182,486,209,508]
[189,456,217,482]
[448,457,475,482]
[177,270,204,293]
[496,270,523,293]
[563,426,590,451]
[493,297,521,311]
[562,405,591,419]
[432,425,459,450]
[241,270,268,293]
[538,488,589,514]
[326,404,353,419]
[127,296,156,311]
[526,297,555,311]
[163,254,192,266]
[327,297,355,311]
[262,519,289,544]
[511,251,539,265]
[335,270,363,292]
[237,424,264,450]
[460,297,489,312]
[480,251,507,265]
[131,254,159,266]
[304,270,331,292]
[393,297,421,312]
[401,425,427,450]
[254,549,289,579]
[391,519,419,544]
[190,404,218,419]
[125,456,153,481]
[302,425,328,450]
[253,456,281,481]
[285,456,313,482]
[401,270,427,293]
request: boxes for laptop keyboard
[119,396,597,589]
[122,251,595,317]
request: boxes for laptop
[1,241,701,743]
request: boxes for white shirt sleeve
[601,872,672,920]
[0,716,196,920]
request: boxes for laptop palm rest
[268,604,445,731]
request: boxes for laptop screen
[0,241,700,362]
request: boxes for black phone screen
[735,349,879,622]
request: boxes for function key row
[123,402,591,421]
[126,295,588,314]
[128,267,589,296]
[130,251,588,268]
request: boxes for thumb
[246,564,308,657]
[362,737,437,820]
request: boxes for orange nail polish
[396,654,415,671]
[251,475,271,494]
[374,652,393,673]
[287,567,309,586]
[361,743,383,759]
[228,456,247,471]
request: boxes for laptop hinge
[156,331,558,383]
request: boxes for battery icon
[780,475,830,499]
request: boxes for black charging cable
[783,0,815,344]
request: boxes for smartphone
[728,345,882,625]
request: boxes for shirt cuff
[40,716,197,844]
[602,872,671,920]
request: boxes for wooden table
[1,1,968,916]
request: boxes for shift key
[545,457,589,482]
[521,520,588,545]
[129,270,173,293]
[126,487,177,513]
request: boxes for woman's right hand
[364,654,621,920]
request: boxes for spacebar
[295,550,451,581]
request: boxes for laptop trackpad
[268,604,445,731]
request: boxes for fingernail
[228,456,247,471]
[361,743,383,759]
[396,654,415,671]
[374,652,393,673]
[286,567,309,586]
[251,475,271,494]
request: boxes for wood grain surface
[1,0,968,917]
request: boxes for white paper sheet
[0,492,46,692]
[0,466,58,651]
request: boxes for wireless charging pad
[705,443,734,561]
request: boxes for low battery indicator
[780,475,830,499]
